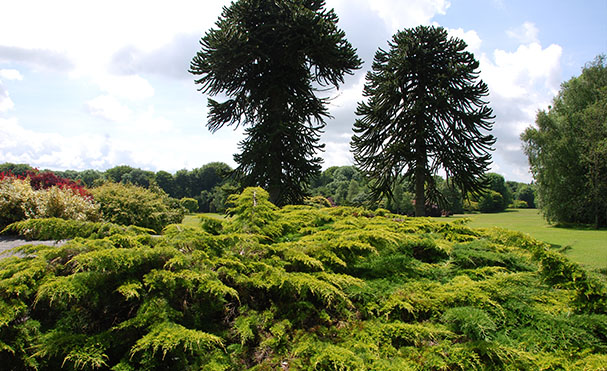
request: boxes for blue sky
[0,0,605,182]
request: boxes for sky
[0,0,605,183]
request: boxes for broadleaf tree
[190,0,361,206]
[521,55,607,228]
[351,26,495,216]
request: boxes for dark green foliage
[351,25,495,216]
[522,55,607,227]
[1,187,605,369]
[91,182,184,233]
[478,190,504,213]
[479,173,511,212]
[190,0,362,205]
[0,162,33,176]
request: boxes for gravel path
[0,236,67,258]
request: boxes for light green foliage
[226,187,282,238]
[92,182,184,233]
[3,217,154,240]
[1,187,606,369]
[0,177,100,228]
[442,306,497,341]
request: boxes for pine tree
[351,26,495,216]
[190,0,361,206]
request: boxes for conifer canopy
[190,0,362,206]
[351,25,495,216]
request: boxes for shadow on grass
[552,222,606,231]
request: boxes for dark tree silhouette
[351,26,495,216]
[190,0,361,205]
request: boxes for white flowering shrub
[0,178,39,227]
[0,177,100,229]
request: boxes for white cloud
[133,107,174,134]
[0,1,230,76]
[478,40,562,182]
[0,116,239,172]
[0,87,14,112]
[96,75,155,101]
[507,22,540,44]
[85,95,132,122]
[366,0,451,31]
[445,27,482,54]
[0,69,23,81]
[329,74,366,111]
[0,70,22,112]
[481,42,562,100]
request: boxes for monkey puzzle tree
[351,25,495,216]
[190,0,361,206]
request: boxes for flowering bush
[0,177,39,228]
[0,175,100,229]
[26,169,91,198]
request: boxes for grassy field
[182,213,225,228]
[452,209,607,271]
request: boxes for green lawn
[452,209,607,270]
[182,213,226,228]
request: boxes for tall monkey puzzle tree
[190,0,361,206]
[351,26,495,216]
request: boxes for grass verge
[453,209,607,270]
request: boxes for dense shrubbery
[180,197,199,213]
[1,187,605,369]
[91,182,184,233]
[0,176,100,229]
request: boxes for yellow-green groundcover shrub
[0,188,605,370]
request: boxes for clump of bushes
[0,175,100,229]
[91,182,184,233]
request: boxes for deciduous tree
[351,26,495,216]
[522,55,607,227]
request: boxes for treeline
[1,162,535,215]
[310,166,535,214]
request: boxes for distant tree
[0,163,33,177]
[76,169,104,188]
[483,173,511,211]
[522,55,607,227]
[155,170,176,197]
[173,169,192,199]
[121,168,154,188]
[190,0,361,206]
[351,26,495,216]
[515,184,535,208]
[104,165,137,183]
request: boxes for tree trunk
[414,115,427,217]
[414,161,425,217]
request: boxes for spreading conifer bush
[0,187,605,369]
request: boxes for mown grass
[453,209,607,270]
[181,213,226,228]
